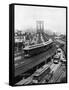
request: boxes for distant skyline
[15,5,66,34]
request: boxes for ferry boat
[24,39,53,57]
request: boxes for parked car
[56,48,63,56]
[53,54,60,64]
[60,55,66,65]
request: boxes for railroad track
[49,65,64,83]
[55,71,64,82]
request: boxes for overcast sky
[15,5,66,34]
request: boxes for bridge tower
[36,21,45,43]
[36,21,44,34]
[36,21,49,43]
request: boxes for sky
[15,5,66,34]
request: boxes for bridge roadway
[15,45,57,77]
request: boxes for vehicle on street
[60,56,66,65]
[53,54,60,64]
